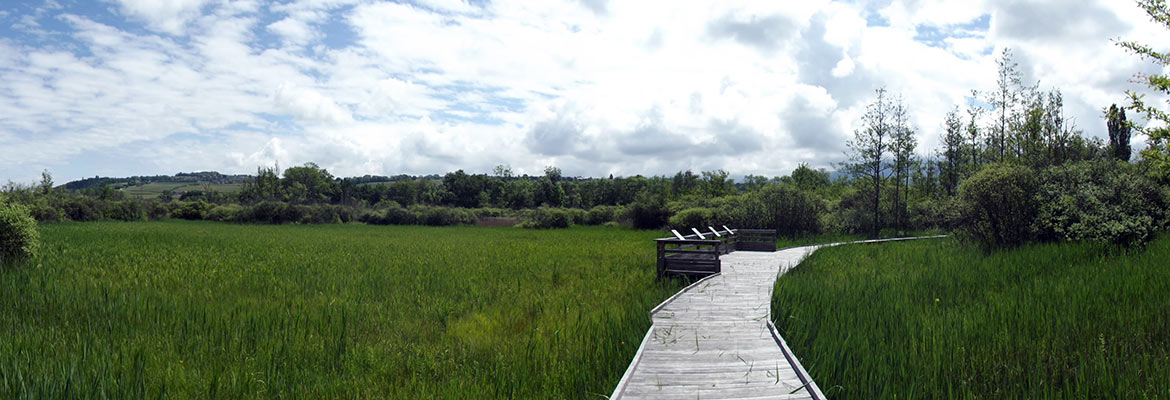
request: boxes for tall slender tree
[986,49,1023,162]
[890,97,918,231]
[1107,104,1132,162]
[1044,90,1070,165]
[966,91,985,170]
[940,107,965,196]
[844,88,893,237]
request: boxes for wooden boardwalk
[612,246,824,399]
[612,237,943,399]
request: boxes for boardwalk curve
[612,237,944,400]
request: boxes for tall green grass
[0,221,683,398]
[772,237,1170,399]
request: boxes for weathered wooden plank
[614,248,821,400]
[618,236,947,399]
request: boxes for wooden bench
[655,227,776,278]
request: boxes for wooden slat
[620,236,947,399]
[613,249,820,400]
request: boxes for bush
[146,202,170,220]
[628,192,671,229]
[104,200,146,221]
[717,186,824,236]
[416,206,475,226]
[908,197,962,231]
[1034,160,1169,247]
[958,164,1038,248]
[208,204,244,222]
[281,204,310,224]
[584,206,620,225]
[60,196,98,222]
[29,201,64,223]
[0,202,39,267]
[470,208,510,219]
[565,208,587,225]
[520,207,572,229]
[242,201,286,224]
[669,207,717,231]
[170,201,213,221]
[752,185,824,236]
[821,189,870,234]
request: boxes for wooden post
[656,241,665,278]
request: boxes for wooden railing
[655,227,777,278]
[736,229,778,252]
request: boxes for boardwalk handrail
[655,227,776,278]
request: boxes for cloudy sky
[1,0,1168,183]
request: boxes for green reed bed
[0,221,683,399]
[772,237,1170,399]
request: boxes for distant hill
[62,171,251,191]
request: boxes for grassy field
[772,237,1170,399]
[0,221,684,398]
[120,182,243,199]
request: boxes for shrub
[716,195,765,230]
[669,207,717,231]
[0,202,39,267]
[628,192,671,229]
[416,206,475,226]
[520,207,572,229]
[821,190,870,234]
[104,200,146,221]
[171,201,213,221]
[243,201,287,224]
[908,197,962,231]
[208,204,244,222]
[752,185,824,236]
[565,208,587,225]
[60,196,98,222]
[716,186,824,235]
[146,202,170,220]
[1034,160,1169,247]
[29,201,64,223]
[584,206,620,225]
[332,205,360,223]
[281,204,310,224]
[958,164,1038,248]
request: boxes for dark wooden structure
[735,229,779,252]
[655,227,777,278]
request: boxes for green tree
[1016,87,1047,166]
[1119,0,1170,174]
[700,170,735,197]
[239,166,282,204]
[671,170,700,196]
[492,164,514,179]
[965,93,985,169]
[939,107,965,196]
[442,170,489,208]
[790,163,830,191]
[843,88,893,237]
[538,166,565,207]
[1107,104,1132,162]
[38,170,53,196]
[1043,90,1075,165]
[282,163,338,204]
[741,174,770,192]
[890,97,918,230]
[985,49,1023,162]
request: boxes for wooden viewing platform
[613,236,946,399]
